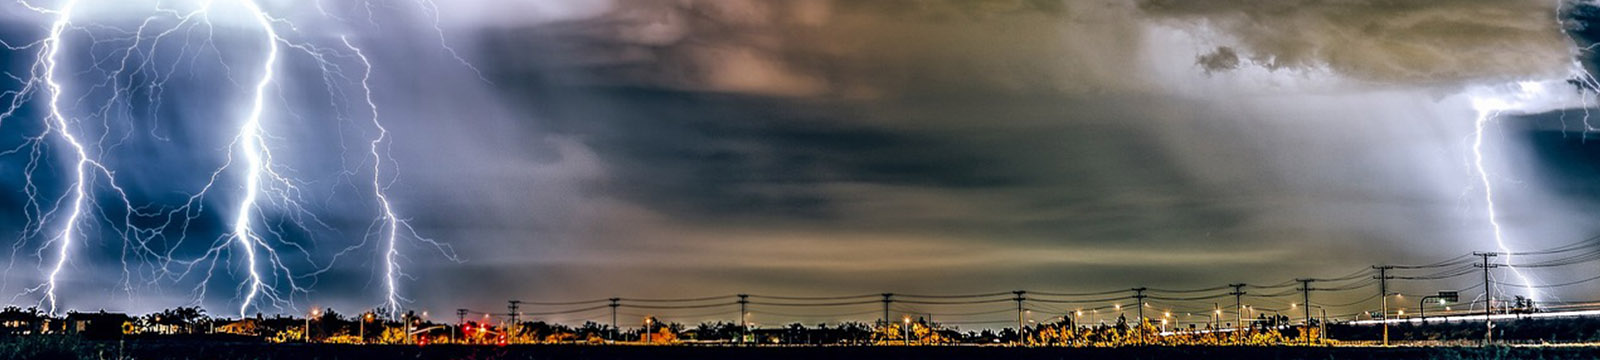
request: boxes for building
[0,307,46,335]
[64,311,132,339]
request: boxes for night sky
[3,0,1600,327]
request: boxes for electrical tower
[608,298,620,342]
[456,308,468,343]
[881,293,894,326]
[1013,290,1027,334]
[738,294,750,345]
[1473,252,1498,344]
[1373,265,1394,346]
[507,300,522,341]
[1295,279,1314,345]
[1132,287,1147,345]
[1228,283,1245,333]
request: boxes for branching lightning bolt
[2,0,463,317]
[340,36,401,318]
[1469,98,1541,303]
[37,0,87,315]
[1450,0,1600,307]
[338,2,463,319]
[231,0,277,317]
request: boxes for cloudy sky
[3,0,1600,326]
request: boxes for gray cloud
[1197,46,1242,73]
[1140,0,1574,87]
[6,0,1600,326]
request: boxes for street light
[644,317,653,344]
[903,316,911,346]
[361,312,374,344]
[306,309,321,343]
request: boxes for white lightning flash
[1466,80,1588,304]
[232,0,278,317]
[3,0,463,317]
[38,0,86,315]
[341,34,462,318]
[340,36,402,317]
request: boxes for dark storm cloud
[482,0,1146,98]
[405,1,1600,322]
[6,0,1600,323]
[458,0,1478,289]
[1507,110,1600,205]
[1196,47,1242,73]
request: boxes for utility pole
[738,294,749,345]
[1229,283,1245,334]
[1133,287,1147,346]
[507,300,521,343]
[456,309,467,343]
[1374,265,1394,346]
[1013,290,1027,337]
[1296,279,1314,345]
[881,293,894,327]
[1473,252,1498,345]
[608,298,620,342]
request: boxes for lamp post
[361,312,373,344]
[903,317,911,346]
[1296,304,1330,345]
[306,309,320,343]
[643,317,653,344]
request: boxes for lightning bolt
[1468,95,1542,303]
[1448,0,1600,306]
[231,0,277,317]
[338,2,464,319]
[339,36,402,318]
[2,0,461,317]
[37,0,86,315]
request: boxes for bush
[0,336,106,360]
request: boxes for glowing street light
[903,316,911,346]
[361,312,374,343]
[306,309,321,343]
[644,317,655,344]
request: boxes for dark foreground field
[13,339,1600,360]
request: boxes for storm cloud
[2,0,1599,326]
